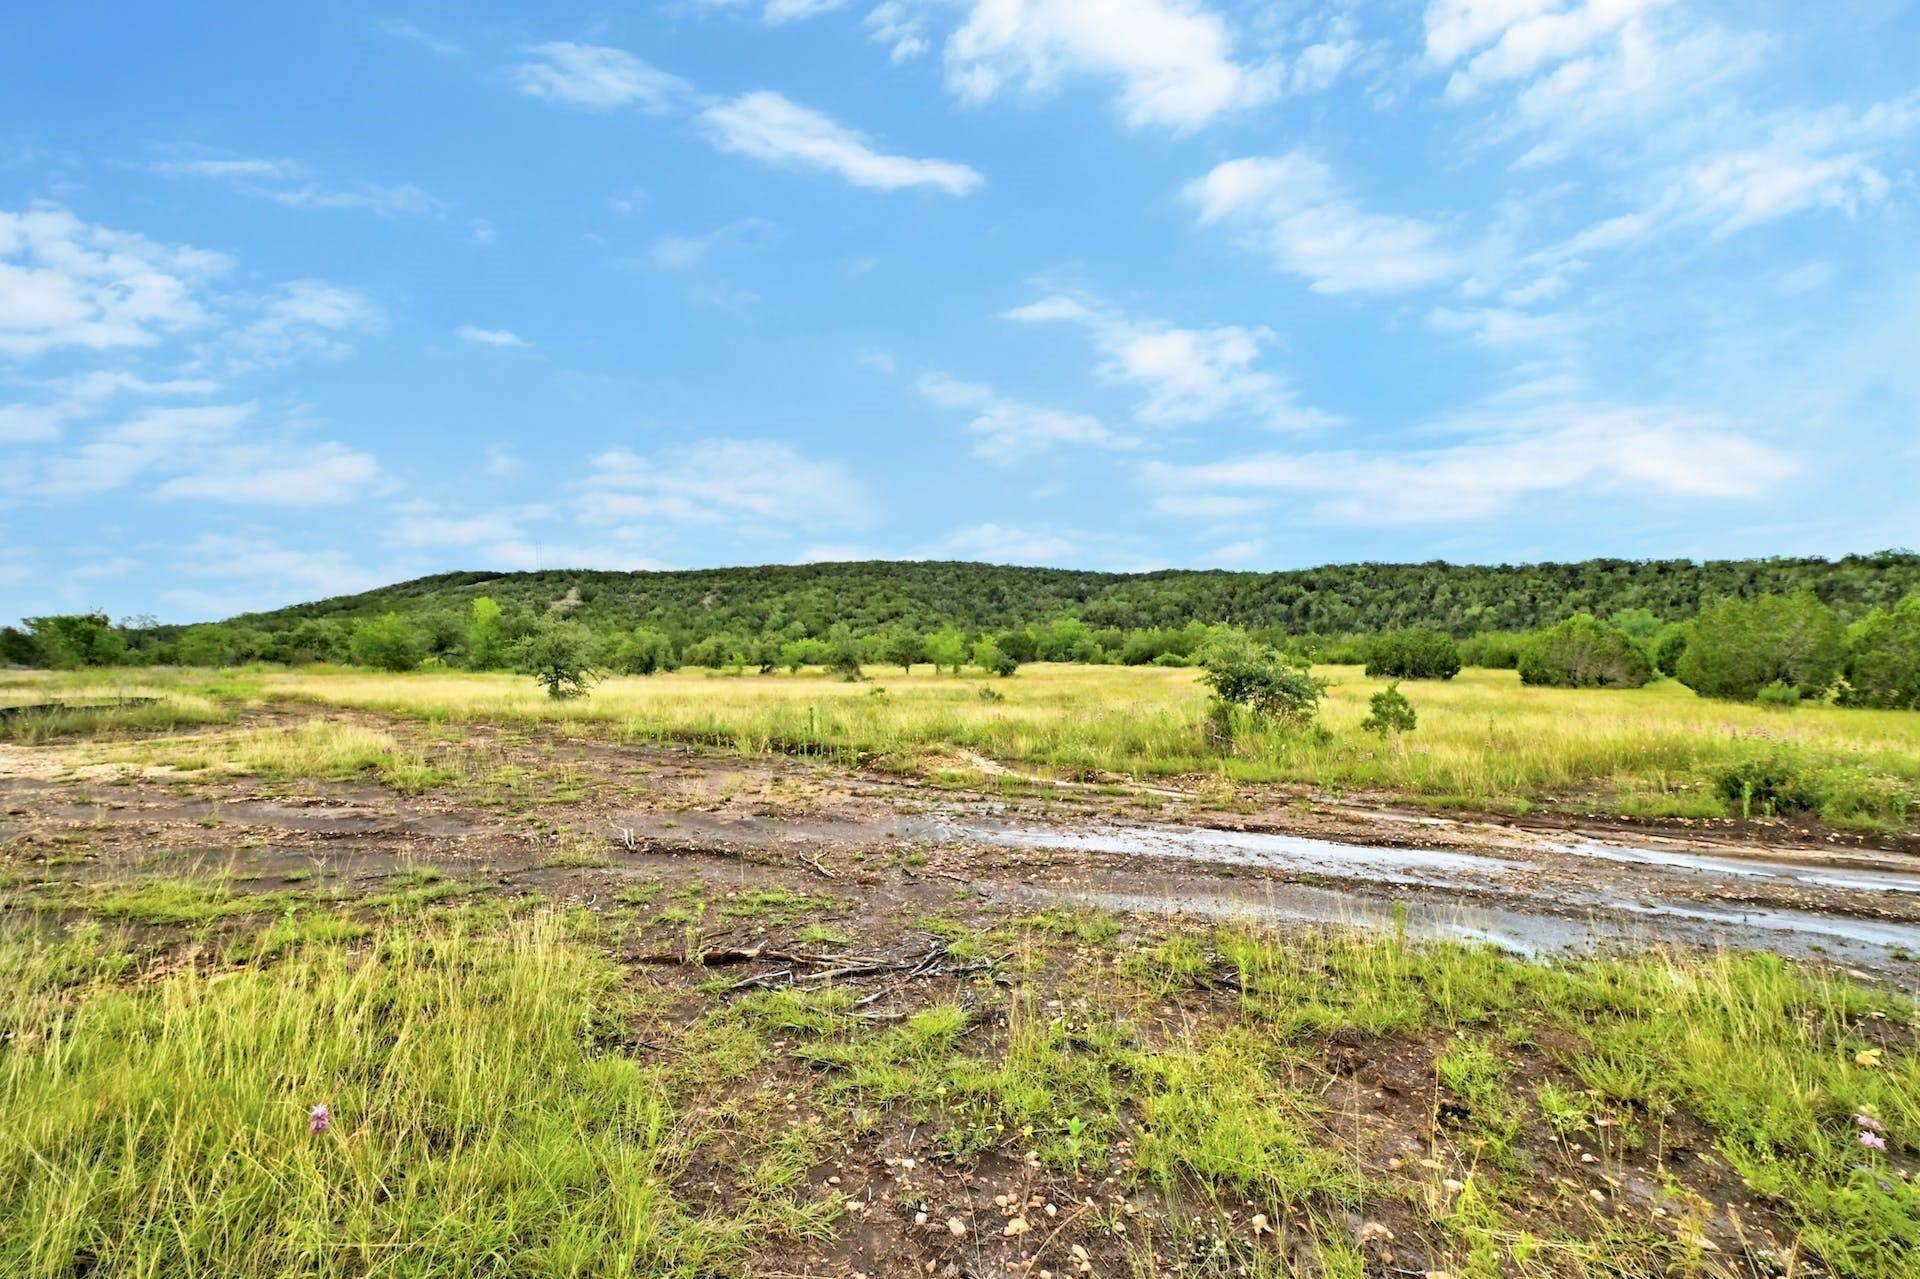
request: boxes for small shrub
[1363,629,1461,681]
[972,638,1018,677]
[1360,683,1416,739]
[349,613,427,672]
[1201,634,1325,731]
[1755,680,1801,709]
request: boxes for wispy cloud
[701,92,983,195]
[582,439,867,527]
[1002,291,1328,428]
[145,148,443,217]
[915,371,1135,462]
[512,42,691,111]
[456,325,529,348]
[1184,152,1460,293]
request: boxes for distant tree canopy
[7,555,1920,714]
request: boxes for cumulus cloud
[702,92,983,195]
[943,0,1274,130]
[0,206,225,358]
[1184,153,1460,293]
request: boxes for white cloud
[0,206,225,358]
[1003,291,1327,428]
[1428,304,1572,346]
[33,403,256,497]
[223,280,379,372]
[176,533,385,600]
[867,2,932,62]
[457,325,528,347]
[145,150,442,217]
[1148,401,1797,525]
[1428,0,1673,99]
[512,42,690,112]
[916,371,1134,462]
[1184,153,1460,293]
[395,512,524,546]
[701,92,983,195]
[943,0,1274,130]
[154,441,382,506]
[582,439,866,527]
[484,445,522,476]
[796,542,893,563]
[646,218,777,270]
[699,0,849,23]
[1203,538,1266,565]
[931,522,1077,565]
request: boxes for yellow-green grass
[3,883,1917,1277]
[21,663,1919,828]
[0,909,833,1278]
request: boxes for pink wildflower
[309,1104,331,1134]
[1859,1130,1887,1151]
[1855,1112,1885,1134]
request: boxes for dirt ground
[3,707,1917,1277]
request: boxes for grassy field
[8,662,1920,829]
[1,880,1915,1277]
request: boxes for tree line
[5,555,1917,709]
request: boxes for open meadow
[3,661,1919,1277]
[10,661,1920,832]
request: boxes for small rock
[947,1216,968,1237]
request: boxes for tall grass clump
[0,912,745,1277]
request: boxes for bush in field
[778,638,831,672]
[1676,592,1845,701]
[175,625,237,668]
[1457,631,1527,670]
[287,618,349,664]
[24,614,125,669]
[608,626,677,675]
[1839,596,1920,709]
[1364,629,1462,681]
[1756,680,1802,709]
[1653,625,1689,677]
[1201,634,1325,732]
[349,613,428,672]
[1517,614,1652,689]
[515,617,597,700]
[1361,683,1417,740]
[1606,608,1664,643]
[971,637,1018,677]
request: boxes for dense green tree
[1518,614,1653,688]
[515,616,597,700]
[465,597,507,669]
[1653,626,1689,678]
[882,629,926,673]
[24,614,124,669]
[608,626,678,675]
[1676,593,1845,701]
[1839,596,1920,709]
[349,613,428,672]
[971,637,1017,677]
[1364,629,1462,680]
[924,629,967,674]
[0,626,38,666]
[175,625,237,667]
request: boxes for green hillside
[225,552,1920,641]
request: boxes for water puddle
[1559,840,1920,896]
[940,821,1521,888]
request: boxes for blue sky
[3,1,1917,625]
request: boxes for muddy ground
[3,707,1917,1277]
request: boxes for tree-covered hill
[220,552,1920,641]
